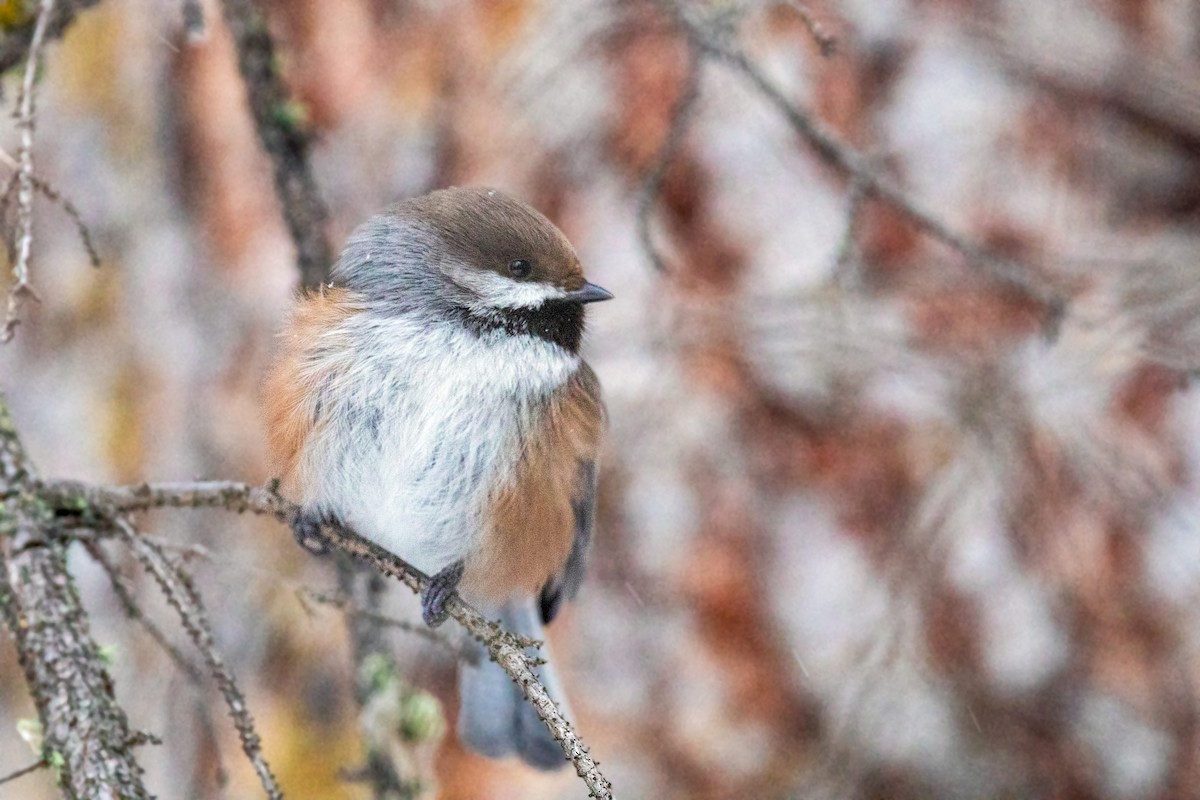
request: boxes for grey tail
[457,599,571,770]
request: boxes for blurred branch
[652,0,1066,312]
[218,0,332,289]
[83,539,207,685]
[0,758,46,787]
[0,395,151,798]
[116,517,284,800]
[38,478,615,799]
[182,0,205,43]
[0,0,100,72]
[301,586,470,661]
[778,0,835,57]
[85,538,233,797]
[635,38,704,273]
[832,175,868,287]
[337,562,424,800]
[976,23,1200,151]
[0,147,101,269]
[2,0,55,344]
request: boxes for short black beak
[564,281,614,304]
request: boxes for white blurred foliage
[882,25,1025,222]
[672,640,777,779]
[767,493,972,784]
[739,290,917,407]
[697,70,846,298]
[1073,693,1174,800]
[926,454,1070,695]
[500,0,616,155]
[1017,284,1173,510]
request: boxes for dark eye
[508,259,532,278]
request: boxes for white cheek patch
[452,267,569,309]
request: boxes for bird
[262,186,610,769]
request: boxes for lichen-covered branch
[116,517,283,800]
[0,395,150,799]
[38,478,616,800]
[338,561,424,800]
[217,0,332,289]
[2,0,55,343]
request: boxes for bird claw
[292,509,333,555]
[422,560,464,627]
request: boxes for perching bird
[262,186,609,769]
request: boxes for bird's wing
[539,363,604,624]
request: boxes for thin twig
[3,0,55,344]
[0,146,101,268]
[83,539,208,685]
[778,0,836,57]
[0,759,45,787]
[301,586,473,662]
[30,175,100,267]
[39,478,614,798]
[635,40,704,273]
[832,176,868,288]
[115,517,284,800]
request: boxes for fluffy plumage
[263,187,607,770]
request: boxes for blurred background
[3,0,1200,798]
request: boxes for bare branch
[977,22,1200,150]
[0,147,100,268]
[3,0,55,344]
[302,585,470,661]
[39,478,615,798]
[832,176,869,288]
[655,0,1066,311]
[0,395,151,798]
[83,539,208,685]
[114,517,284,800]
[0,759,46,787]
[217,0,332,288]
[778,0,836,57]
[636,41,704,273]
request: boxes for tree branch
[337,561,423,800]
[635,38,704,274]
[3,0,55,344]
[217,0,332,289]
[116,517,283,800]
[0,758,46,787]
[38,478,615,799]
[0,395,151,798]
[653,0,1066,312]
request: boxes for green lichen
[270,99,310,134]
[98,644,118,666]
[397,691,444,744]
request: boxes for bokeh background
[3,0,1200,798]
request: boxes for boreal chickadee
[263,187,609,769]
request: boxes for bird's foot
[292,508,334,555]
[421,560,464,627]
